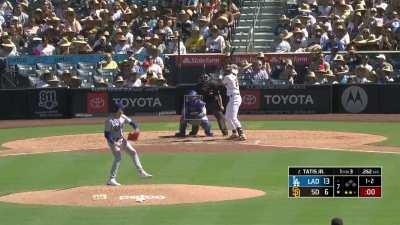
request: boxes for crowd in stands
[236,51,397,86]
[0,0,240,88]
[249,0,399,85]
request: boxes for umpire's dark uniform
[197,74,228,136]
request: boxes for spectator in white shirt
[34,36,55,56]
[275,30,292,52]
[206,25,225,53]
[114,35,130,54]
[126,71,142,87]
[166,31,186,54]
[146,55,163,79]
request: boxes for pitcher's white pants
[108,139,144,179]
[225,94,242,130]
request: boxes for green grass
[0,120,399,225]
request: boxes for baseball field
[0,115,399,225]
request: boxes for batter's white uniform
[104,114,144,180]
[222,73,242,130]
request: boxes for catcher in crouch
[104,102,152,186]
[175,90,213,137]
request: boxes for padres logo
[292,187,301,198]
[242,94,257,105]
[89,97,105,109]
[341,86,368,113]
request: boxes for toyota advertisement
[260,85,332,114]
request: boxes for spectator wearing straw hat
[354,55,374,83]
[304,71,319,85]
[35,69,52,88]
[114,35,130,54]
[126,69,142,87]
[376,64,395,84]
[0,36,18,57]
[145,55,163,79]
[279,59,297,84]
[291,27,308,52]
[274,15,291,36]
[331,54,350,83]
[251,60,270,83]
[374,54,393,77]
[275,30,292,52]
[198,15,210,38]
[57,37,71,55]
[238,60,253,79]
[47,75,62,88]
[113,76,125,88]
[61,69,73,87]
[63,7,81,34]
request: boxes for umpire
[197,73,228,136]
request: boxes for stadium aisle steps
[232,0,282,52]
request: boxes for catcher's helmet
[187,90,198,96]
[198,73,211,83]
[114,102,125,112]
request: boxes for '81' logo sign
[38,90,58,110]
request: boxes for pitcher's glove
[128,131,140,141]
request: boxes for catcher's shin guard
[200,120,213,136]
[189,125,200,136]
[178,117,188,135]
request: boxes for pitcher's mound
[0,184,265,207]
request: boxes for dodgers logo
[341,86,368,113]
[38,90,58,110]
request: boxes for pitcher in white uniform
[104,103,152,186]
[222,64,247,141]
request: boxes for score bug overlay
[288,167,382,198]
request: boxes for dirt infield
[2,130,399,157]
[2,114,400,129]
[0,184,265,207]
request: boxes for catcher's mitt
[128,131,140,141]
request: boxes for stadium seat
[36,69,54,78]
[97,69,118,83]
[77,69,96,88]
[16,64,36,77]
[56,69,78,77]
[36,63,55,71]
[78,62,98,70]
[57,62,77,70]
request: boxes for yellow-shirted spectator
[185,26,206,53]
[100,53,118,69]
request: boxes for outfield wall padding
[0,84,399,119]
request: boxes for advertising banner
[240,89,261,111]
[27,88,68,118]
[260,85,332,114]
[87,91,108,114]
[334,85,380,113]
[0,90,28,119]
[108,87,176,114]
